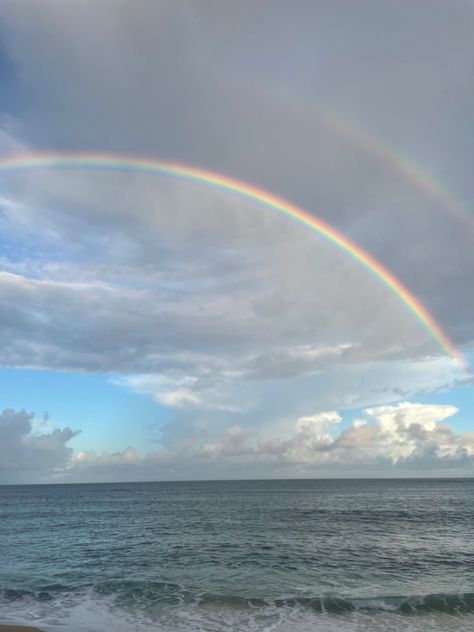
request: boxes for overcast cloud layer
[0,1,472,481]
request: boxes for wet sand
[0,626,45,632]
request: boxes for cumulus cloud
[203,403,472,474]
[163,402,474,477]
[334,403,467,464]
[0,402,467,483]
[0,409,78,483]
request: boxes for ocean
[0,479,473,631]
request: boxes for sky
[0,0,473,483]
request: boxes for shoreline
[0,626,45,632]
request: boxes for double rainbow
[0,152,467,373]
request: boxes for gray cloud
[0,409,78,483]
[0,163,459,381]
[0,158,468,427]
[0,1,472,476]
[0,0,472,350]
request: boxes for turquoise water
[0,479,473,631]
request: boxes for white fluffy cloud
[2,402,470,483]
[211,403,473,472]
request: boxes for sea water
[0,479,473,631]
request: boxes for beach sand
[0,626,44,632]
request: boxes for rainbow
[248,79,473,228]
[319,110,474,229]
[0,152,468,373]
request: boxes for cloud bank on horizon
[0,0,472,481]
[0,402,472,483]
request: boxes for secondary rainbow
[251,80,473,228]
[0,152,468,373]
[319,110,474,230]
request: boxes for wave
[278,592,474,615]
[2,582,474,616]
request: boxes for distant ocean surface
[1,479,473,631]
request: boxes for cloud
[157,402,474,477]
[116,373,244,412]
[334,403,465,464]
[0,2,472,478]
[0,0,472,353]
[1,402,469,483]
[0,409,78,483]
[0,157,464,385]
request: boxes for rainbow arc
[0,152,468,374]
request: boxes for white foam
[2,593,474,632]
